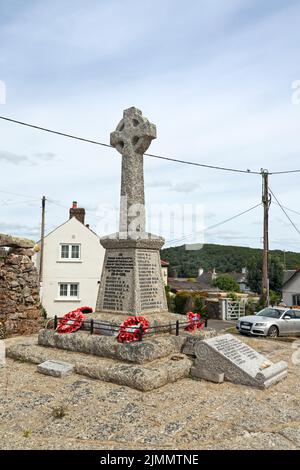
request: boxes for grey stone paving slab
[37,359,74,378]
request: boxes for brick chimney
[69,201,85,224]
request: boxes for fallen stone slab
[191,366,224,383]
[194,334,288,389]
[37,359,74,377]
[38,329,186,364]
[6,341,192,391]
[181,329,217,356]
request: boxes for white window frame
[57,282,80,301]
[292,294,300,306]
[59,243,81,262]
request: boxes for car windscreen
[256,308,282,319]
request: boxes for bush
[165,285,176,312]
[245,297,257,316]
[213,274,240,292]
[269,289,281,306]
[174,291,192,314]
[227,291,238,301]
[174,291,207,315]
[194,295,205,314]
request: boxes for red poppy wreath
[56,308,88,334]
[185,311,205,332]
[117,316,149,343]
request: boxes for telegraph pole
[261,170,270,306]
[39,196,46,283]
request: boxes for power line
[272,201,300,218]
[46,198,117,224]
[0,115,260,175]
[268,187,300,237]
[165,202,262,246]
[270,169,300,175]
[0,188,41,200]
[3,115,300,175]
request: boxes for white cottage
[34,202,104,317]
[282,269,300,307]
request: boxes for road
[206,319,236,332]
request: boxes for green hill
[161,243,300,278]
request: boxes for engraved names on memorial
[137,250,163,311]
[102,253,134,311]
[211,336,261,369]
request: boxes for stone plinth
[95,235,169,321]
[38,329,186,364]
[7,338,192,392]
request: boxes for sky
[1,0,300,251]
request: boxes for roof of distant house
[226,271,247,283]
[161,259,169,267]
[197,271,215,285]
[168,278,219,293]
[283,269,300,286]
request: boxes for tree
[246,255,283,294]
[213,274,240,292]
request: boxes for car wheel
[268,325,279,338]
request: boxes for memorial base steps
[6,337,192,391]
[37,329,187,363]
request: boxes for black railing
[51,315,208,340]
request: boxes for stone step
[38,329,187,364]
[6,340,192,391]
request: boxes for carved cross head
[110,107,156,155]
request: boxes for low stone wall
[205,299,221,319]
[0,246,42,335]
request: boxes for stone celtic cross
[110,107,156,235]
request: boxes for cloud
[0,150,28,164]
[32,152,56,161]
[0,221,40,237]
[148,180,198,194]
[0,150,56,165]
[148,181,172,189]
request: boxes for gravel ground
[1,334,300,450]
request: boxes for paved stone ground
[1,334,300,450]
[207,319,236,332]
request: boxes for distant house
[227,268,251,293]
[34,202,104,317]
[197,266,251,293]
[282,269,300,306]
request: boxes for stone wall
[205,299,221,319]
[0,244,42,336]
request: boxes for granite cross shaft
[110,107,156,236]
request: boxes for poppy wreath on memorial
[117,316,150,343]
[56,306,92,334]
[77,306,93,315]
[185,311,205,332]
